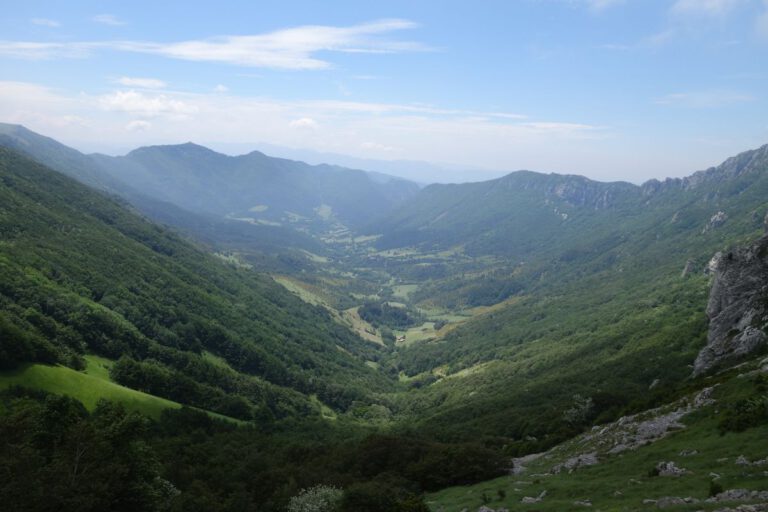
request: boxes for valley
[1,125,767,511]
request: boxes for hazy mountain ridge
[92,141,420,230]
[0,146,393,419]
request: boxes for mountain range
[0,125,766,511]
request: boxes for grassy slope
[428,371,768,511]
[0,355,244,423]
[0,357,178,420]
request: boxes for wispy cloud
[0,19,427,70]
[586,0,625,12]
[123,19,428,69]
[30,18,60,27]
[289,117,318,129]
[125,120,151,132]
[114,76,167,89]
[0,41,100,59]
[758,0,768,39]
[98,90,198,118]
[92,14,126,26]
[0,81,605,174]
[671,0,747,17]
[655,90,755,108]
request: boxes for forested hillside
[1,129,767,511]
[0,147,393,420]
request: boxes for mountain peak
[127,141,225,160]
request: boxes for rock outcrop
[693,235,768,375]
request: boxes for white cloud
[126,120,151,131]
[758,0,768,38]
[30,18,60,27]
[0,80,608,178]
[92,14,126,26]
[0,19,427,70]
[0,41,99,59]
[98,90,198,118]
[361,141,397,152]
[655,90,755,107]
[586,0,624,11]
[289,117,318,129]
[127,19,426,69]
[115,76,167,89]
[671,0,746,16]
[214,84,229,93]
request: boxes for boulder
[693,235,768,375]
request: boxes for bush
[286,485,342,512]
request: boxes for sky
[1,0,767,183]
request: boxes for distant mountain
[0,146,392,418]
[388,143,768,441]
[369,171,640,257]
[90,142,420,230]
[0,123,418,254]
[370,144,768,259]
[232,141,503,184]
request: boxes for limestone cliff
[693,235,768,375]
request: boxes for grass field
[392,283,419,300]
[0,359,181,420]
[0,356,244,423]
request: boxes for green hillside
[1,129,767,511]
[0,146,395,422]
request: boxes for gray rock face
[551,452,598,474]
[707,489,768,503]
[693,235,768,376]
[655,461,690,477]
[520,490,547,504]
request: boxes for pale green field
[0,358,181,420]
[392,283,419,300]
[0,356,244,423]
[396,322,439,346]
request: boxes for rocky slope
[694,234,768,375]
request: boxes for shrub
[286,485,343,512]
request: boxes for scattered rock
[477,507,495,512]
[511,452,544,475]
[710,472,722,480]
[735,455,768,467]
[521,490,547,504]
[681,259,696,278]
[711,505,768,512]
[656,461,690,477]
[573,499,592,507]
[707,489,768,503]
[679,449,699,457]
[649,378,661,390]
[655,496,699,508]
[551,452,598,474]
[704,211,728,231]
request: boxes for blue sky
[1,0,767,183]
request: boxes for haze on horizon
[1,0,767,184]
